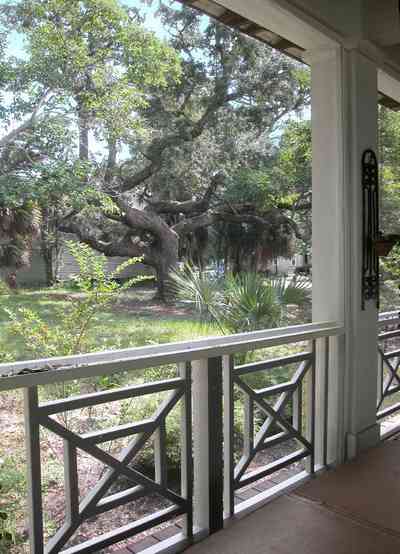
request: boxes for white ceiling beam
[213,0,338,51]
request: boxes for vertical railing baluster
[192,357,224,536]
[154,420,167,488]
[64,441,79,527]
[323,336,330,467]
[179,362,193,540]
[292,375,302,434]
[243,395,254,459]
[306,340,316,474]
[192,358,209,534]
[207,357,224,533]
[24,386,44,554]
[377,347,383,410]
[314,334,333,468]
[223,354,234,519]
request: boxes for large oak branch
[146,172,224,215]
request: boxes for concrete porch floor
[185,439,400,554]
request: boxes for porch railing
[378,310,400,433]
[0,321,343,554]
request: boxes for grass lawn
[0,285,217,362]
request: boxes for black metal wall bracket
[361,149,379,310]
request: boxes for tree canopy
[0,0,313,296]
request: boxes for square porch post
[309,46,380,464]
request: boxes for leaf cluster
[170,264,309,335]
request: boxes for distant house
[2,235,153,287]
[266,254,308,275]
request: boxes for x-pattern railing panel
[24,364,193,554]
[377,321,400,420]
[226,344,316,502]
[0,321,342,552]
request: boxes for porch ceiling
[186,439,400,554]
[178,0,306,61]
[177,0,400,111]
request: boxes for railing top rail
[379,310,400,328]
[0,320,343,392]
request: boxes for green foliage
[274,121,312,187]
[0,457,25,550]
[225,165,306,212]
[169,264,222,323]
[224,169,275,208]
[381,243,400,310]
[271,120,312,250]
[15,0,181,140]
[4,242,149,357]
[382,243,400,282]
[379,106,400,308]
[171,264,310,334]
[0,280,9,295]
[0,482,14,551]
[116,393,182,473]
[0,202,42,272]
[222,272,282,334]
[380,106,400,236]
[171,265,307,335]
[269,274,310,306]
[0,0,314,288]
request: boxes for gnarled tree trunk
[151,231,179,301]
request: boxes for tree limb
[146,172,224,214]
[0,90,51,149]
[173,205,309,242]
[59,217,155,263]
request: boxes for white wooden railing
[0,321,343,554]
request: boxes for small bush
[4,242,149,358]
[171,266,311,335]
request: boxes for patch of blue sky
[5,30,26,58]
[126,0,170,38]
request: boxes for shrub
[223,272,282,333]
[169,264,223,325]
[171,266,309,335]
[171,265,309,334]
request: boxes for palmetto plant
[170,265,309,335]
[269,274,310,316]
[169,264,226,332]
[222,272,281,333]
[0,203,41,281]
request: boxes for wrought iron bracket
[362,149,379,310]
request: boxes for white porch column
[310,46,379,463]
[309,46,346,466]
[344,50,380,457]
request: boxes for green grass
[0,287,218,362]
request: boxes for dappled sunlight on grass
[0,287,219,361]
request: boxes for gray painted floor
[185,440,400,554]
